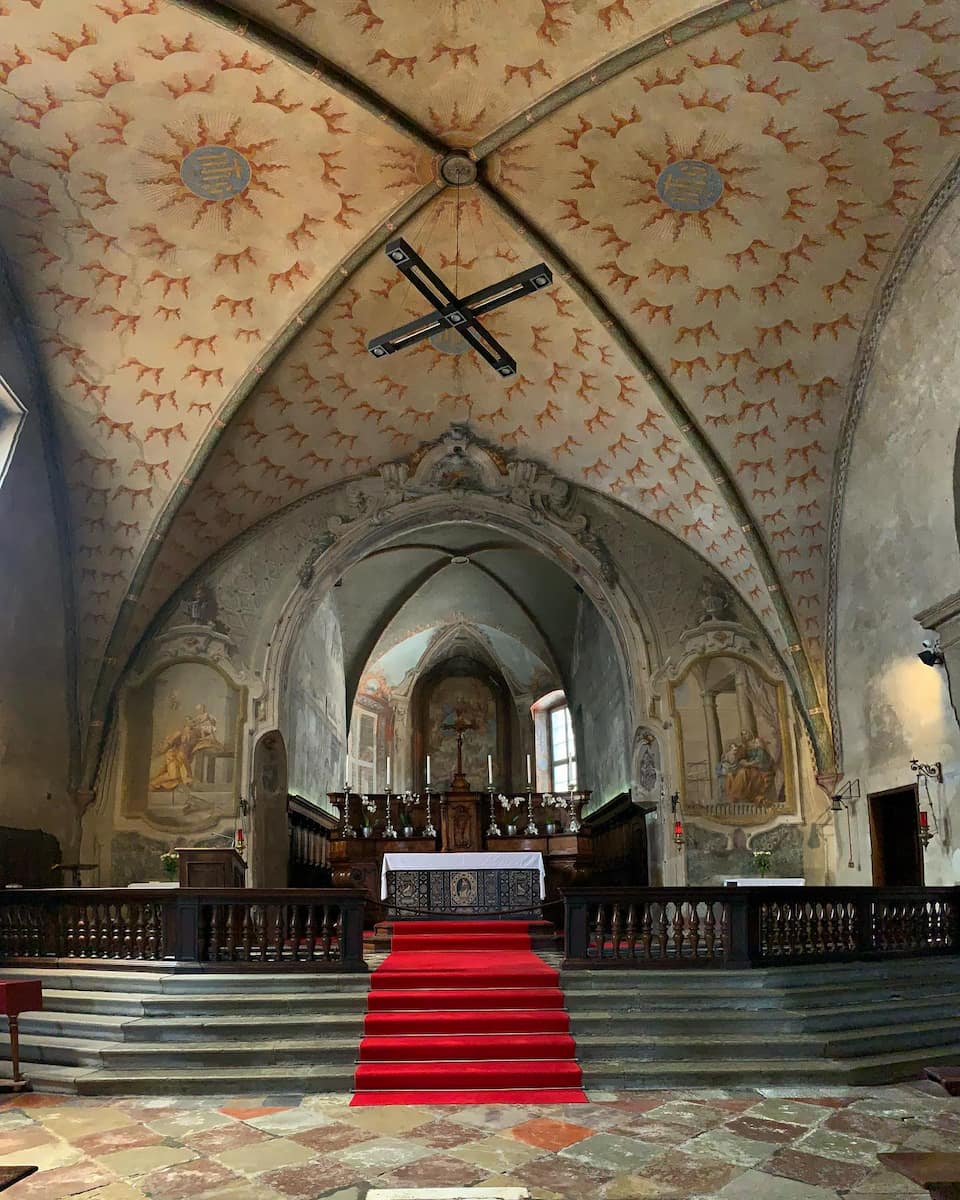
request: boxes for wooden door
[868,785,923,886]
[441,794,482,852]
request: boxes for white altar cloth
[381,852,546,900]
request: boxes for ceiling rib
[479,181,833,772]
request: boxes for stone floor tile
[449,1134,547,1173]
[375,1152,488,1187]
[823,1109,914,1143]
[259,1095,308,1108]
[600,1175,662,1199]
[557,1131,663,1174]
[138,1155,240,1199]
[183,1182,288,1200]
[96,1143,198,1179]
[0,1125,57,1156]
[218,1104,291,1121]
[724,1116,809,1144]
[449,1106,537,1132]
[243,1107,337,1135]
[744,1099,832,1127]
[75,1122,166,1157]
[585,1091,620,1103]
[643,1147,745,1195]
[182,1121,272,1155]
[0,1138,83,1172]
[7,1159,118,1199]
[315,1189,365,1200]
[682,1125,779,1166]
[291,1120,379,1155]
[0,1094,63,1111]
[763,1146,872,1189]
[216,1136,316,1175]
[839,1166,927,1195]
[796,1126,897,1165]
[0,1109,38,1130]
[146,1109,234,1137]
[81,1185,151,1200]
[608,1117,700,1145]
[342,1106,437,1135]
[35,1105,135,1141]
[713,1167,839,1199]
[336,1135,433,1174]
[638,1101,732,1132]
[242,1156,364,1200]
[412,1118,487,1151]
[514,1154,617,1195]
[507,1117,594,1152]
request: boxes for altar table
[381,852,545,918]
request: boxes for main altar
[329,722,592,919]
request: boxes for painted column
[734,667,757,737]
[701,689,723,802]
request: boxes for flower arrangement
[159,851,179,881]
[498,794,523,813]
[752,849,773,878]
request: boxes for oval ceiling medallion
[655,160,724,213]
[180,145,252,201]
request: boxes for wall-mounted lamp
[910,759,942,849]
[918,639,945,667]
[830,779,860,870]
[670,793,684,848]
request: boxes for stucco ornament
[312,426,618,584]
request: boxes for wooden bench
[879,1153,960,1200]
[924,1067,960,1097]
[0,1166,37,1193]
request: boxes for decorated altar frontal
[381,851,545,919]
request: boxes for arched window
[0,374,26,490]
[548,701,577,792]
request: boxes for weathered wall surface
[0,264,75,870]
[834,189,960,887]
[281,592,346,811]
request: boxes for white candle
[386,755,391,792]
[487,754,493,785]
[526,754,532,786]
[346,752,351,789]
[425,755,431,788]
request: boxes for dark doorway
[868,785,923,886]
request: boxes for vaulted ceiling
[2,0,958,770]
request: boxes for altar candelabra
[524,786,538,837]
[383,789,397,839]
[568,785,582,834]
[422,790,437,839]
[486,783,500,837]
[340,782,356,839]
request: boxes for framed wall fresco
[668,653,797,827]
[123,659,246,834]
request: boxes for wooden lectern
[176,847,246,888]
[0,978,42,1091]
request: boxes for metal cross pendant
[367,238,553,377]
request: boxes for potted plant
[160,850,179,882]
[398,798,414,839]
[752,849,773,878]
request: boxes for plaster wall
[281,592,346,812]
[834,189,960,887]
[0,271,74,866]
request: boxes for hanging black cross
[367,238,553,377]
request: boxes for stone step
[74,1063,357,1096]
[97,1039,362,1070]
[16,1011,132,1042]
[40,989,370,1017]
[120,1012,365,1042]
[0,968,369,994]
[561,958,960,991]
[561,979,960,1010]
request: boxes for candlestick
[423,789,436,839]
[383,789,396,839]
[487,754,493,785]
[486,782,500,837]
[524,785,537,837]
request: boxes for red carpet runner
[351,920,587,1106]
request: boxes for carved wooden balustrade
[0,889,366,972]
[563,887,959,969]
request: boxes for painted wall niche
[670,652,797,828]
[123,659,246,835]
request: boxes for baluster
[656,903,669,960]
[822,902,835,953]
[703,902,716,959]
[592,905,605,958]
[209,905,222,962]
[120,903,133,959]
[241,906,253,961]
[63,906,75,958]
[610,903,622,959]
[145,904,158,960]
[766,903,780,958]
[304,905,316,961]
[671,903,684,958]
[640,904,652,961]
[334,907,343,962]
[320,906,332,959]
[76,904,88,958]
[274,904,285,962]
[257,904,268,961]
[290,906,302,963]
[225,903,237,961]
[134,903,146,960]
[624,903,637,959]
[688,902,700,960]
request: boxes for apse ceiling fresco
[1,0,958,771]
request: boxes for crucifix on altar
[448,713,478,793]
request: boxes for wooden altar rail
[0,889,366,973]
[562,886,960,969]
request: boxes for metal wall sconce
[670,793,684,848]
[910,759,942,849]
[830,779,860,870]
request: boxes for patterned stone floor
[0,1083,957,1200]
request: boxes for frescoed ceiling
[1,0,958,777]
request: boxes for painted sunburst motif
[625,132,758,240]
[141,116,287,230]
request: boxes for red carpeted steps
[351,920,587,1106]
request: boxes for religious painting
[426,675,497,791]
[670,655,796,827]
[124,660,244,833]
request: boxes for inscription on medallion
[180,145,251,201]
[656,159,724,213]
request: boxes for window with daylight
[349,706,378,793]
[0,374,26,490]
[549,703,577,793]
